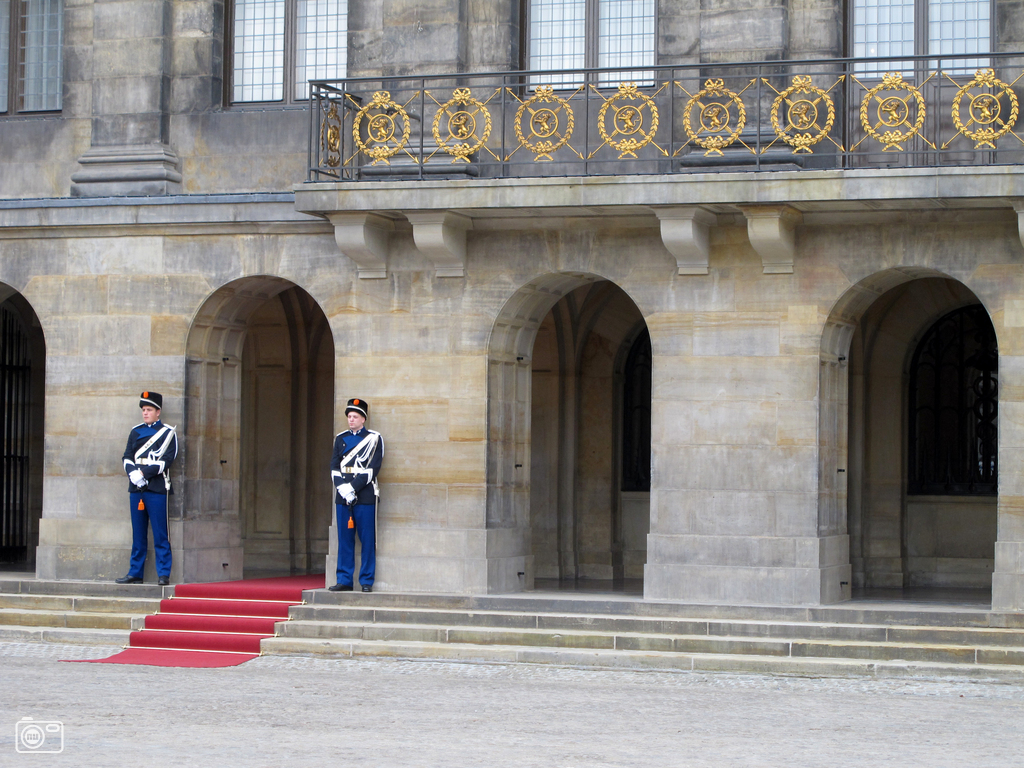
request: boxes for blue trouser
[128,491,172,578]
[336,502,376,586]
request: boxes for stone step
[0,607,138,631]
[0,593,162,614]
[287,604,1024,648]
[0,578,168,600]
[303,590,1024,629]
[259,636,1024,683]
[0,624,129,646]
[277,618,1022,665]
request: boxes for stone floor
[1,641,1022,767]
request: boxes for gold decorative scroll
[946,68,1022,150]
[764,75,843,154]
[507,85,583,162]
[855,72,931,152]
[320,100,342,168]
[429,88,498,163]
[351,91,416,165]
[588,82,668,160]
[677,78,754,157]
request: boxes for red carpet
[70,575,324,668]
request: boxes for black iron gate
[1,303,32,564]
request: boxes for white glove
[339,483,357,504]
[129,470,146,487]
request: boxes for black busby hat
[345,398,368,418]
[139,391,163,410]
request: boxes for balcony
[308,52,1024,182]
[298,53,1024,279]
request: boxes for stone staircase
[4,576,1024,681]
[262,591,1024,682]
[0,577,164,646]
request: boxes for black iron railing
[308,52,1024,182]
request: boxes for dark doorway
[0,293,45,570]
[185,277,334,581]
[530,281,650,587]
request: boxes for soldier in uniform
[329,398,384,592]
[115,391,178,586]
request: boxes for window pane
[20,0,62,111]
[598,0,655,85]
[1,0,10,112]
[295,0,347,100]
[529,0,585,88]
[929,0,989,71]
[852,0,914,76]
[233,0,285,102]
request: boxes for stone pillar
[699,0,789,63]
[645,304,845,605]
[380,0,469,77]
[70,0,181,196]
[994,336,1024,610]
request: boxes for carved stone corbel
[405,211,472,278]
[740,205,802,274]
[1013,199,1024,253]
[327,212,394,279]
[655,206,718,275]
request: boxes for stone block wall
[2,179,1024,605]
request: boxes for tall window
[908,304,997,496]
[852,0,991,74]
[231,0,346,104]
[1,0,63,114]
[528,0,655,86]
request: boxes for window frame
[848,0,996,66]
[522,0,658,75]
[1,0,64,117]
[226,0,347,108]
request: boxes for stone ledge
[295,166,1024,220]
[0,194,330,238]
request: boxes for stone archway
[486,273,651,592]
[0,286,45,572]
[821,269,999,598]
[185,276,334,581]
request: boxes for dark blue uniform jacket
[122,420,178,494]
[330,427,384,505]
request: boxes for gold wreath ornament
[431,88,493,162]
[352,91,413,165]
[769,76,836,154]
[683,79,747,156]
[320,100,342,168]
[859,73,926,151]
[951,69,1019,150]
[595,83,661,159]
[513,86,576,161]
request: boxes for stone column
[699,0,789,63]
[380,0,469,77]
[70,0,181,196]
[993,301,1024,610]
[645,301,847,605]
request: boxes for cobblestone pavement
[2,642,1023,767]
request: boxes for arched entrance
[0,287,45,572]
[185,277,334,580]
[822,270,998,597]
[487,274,651,592]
